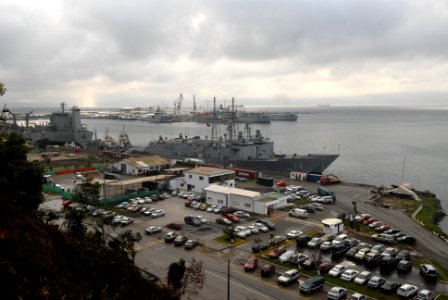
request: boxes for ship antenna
[60,102,66,113]
[211,97,217,141]
[231,97,236,141]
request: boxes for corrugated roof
[204,184,261,198]
[124,155,170,169]
[186,166,234,176]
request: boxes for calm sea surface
[16,106,448,232]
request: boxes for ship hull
[202,154,338,174]
[17,128,93,144]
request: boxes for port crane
[173,93,183,117]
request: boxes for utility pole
[227,258,230,300]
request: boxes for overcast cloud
[1,0,448,108]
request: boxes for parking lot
[45,173,447,299]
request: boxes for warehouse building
[204,185,289,215]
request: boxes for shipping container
[257,176,274,187]
[306,173,322,182]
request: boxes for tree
[167,258,206,299]
[0,81,6,96]
[167,258,186,291]
[223,224,237,242]
[72,176,101,205]
[0,133,43,210]
[108,230,142,262]
[179,258,206,299]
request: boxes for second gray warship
[144,98,338,174]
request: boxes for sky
[1,0,448,108]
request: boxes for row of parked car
[355,213,417,245]
[116,198,166,218]
[328,262,436,299]
[252,230,438,298]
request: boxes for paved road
[327,183,448,268]
[135,232,335,300]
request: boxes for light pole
[227,258,230,300]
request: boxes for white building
[204,185,289,215]
[111,155,170,176]
[170,166,235,194]
[321,218,344,235]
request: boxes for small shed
[321,218,344,235]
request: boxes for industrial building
[204,185,289,215]
[170,166,235,194]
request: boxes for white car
[279,250,296,263]
[286,230,303,239]
[332,234,349,246]
[328,264,347,277]
[340,269,359,281]
[247,225,259,234]
[145,226,162,234]
[397,284,418,298]
[151,209,165,218]
[234,211,250,218]
[235,226,251,237]
[144,196,152,203]
[195,215,207,223]
[207,204,217,213]
[354,271,373,285]
[327,287,347,300]
[253,223,269,232]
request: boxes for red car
[374,225,391,232]
[63,200,73,208]
[184,200,192,207]
[223,214,240,223]
[267,246,286,259]
[244,256,258,271]
[363,217,378,225]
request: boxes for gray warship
[144,98,338,174]
[1,103,93,145]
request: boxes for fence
[42,184,72,200]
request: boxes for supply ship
[1,103,93,145]
[144,98,338,174]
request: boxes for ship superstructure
[1,103,93,145]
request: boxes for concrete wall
[205,190,228,207]
[169,177,186,191]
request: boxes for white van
[322,196,335,203]
[289,208,309,218]
[397,284,418,298]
